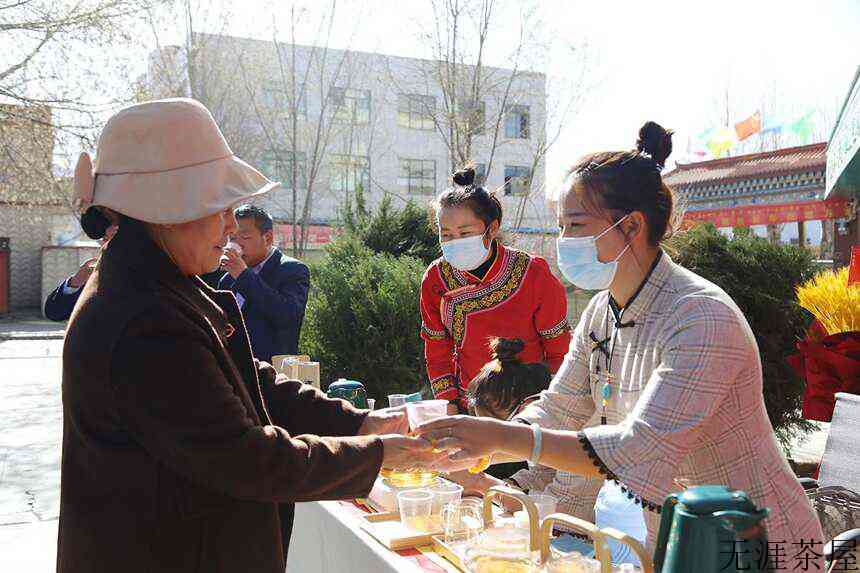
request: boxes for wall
[0,205,67,310]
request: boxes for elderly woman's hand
[358,405,409,436]
[379,434,446,471]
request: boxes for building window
[504,165,531,195]
[260,150,306,190]
[262,80,306,119]
[330,88,370,125]
[475,163,487,185]
[398,94,435,130]
[331,154,370,193]
[399,158,436,194]
[504,105,530,139]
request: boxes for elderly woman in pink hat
[57,99,436,573]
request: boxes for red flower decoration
[788,331,860,421]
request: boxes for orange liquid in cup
[379,468,439,487]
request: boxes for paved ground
[0,311,65,341]
[0,323,832,572]
[0,339,62,572]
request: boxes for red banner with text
[683,198,852,228]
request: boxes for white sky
[2,0,834,190]
[144,0,859,189]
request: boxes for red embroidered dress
[420,242,572,407]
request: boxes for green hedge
[340,186,440,265]
[300,237,428,400]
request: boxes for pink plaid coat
[518,252,823,553]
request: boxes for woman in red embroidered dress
[421,165,572,412]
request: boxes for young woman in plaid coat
[420,122,823,556]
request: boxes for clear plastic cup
[388,394,407,408]
[398,489,434,532]
[429,480,464,514]
[367,398,376,410]
[406,399,448,431]
[527,492,558,520]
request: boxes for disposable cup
[398,489,434,532]
[428,480,464,514]
[406,400,448,431]
[388,394,408,408]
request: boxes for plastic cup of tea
[388,394,408,408]
[367,398,376,410]
[429,480,464,514]
[406,400,449,431]
[398,489,434,532]
[527,492,558,521]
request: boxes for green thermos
[326,378,369,409]
[653,485,770,573]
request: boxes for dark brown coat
[57,222,383,573]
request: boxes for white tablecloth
[287,501,430,573]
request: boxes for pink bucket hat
[73,98,278,224]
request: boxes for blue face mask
[556,216,630,290]
[440,232,490,271]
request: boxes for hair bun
[80,206,111,240]
[489,337,525,363]
[452,165,476,187]
[636,121,674,167]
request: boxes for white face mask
[556,215,630,290]
[440,233,490,271]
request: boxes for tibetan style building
[664,142,853,261]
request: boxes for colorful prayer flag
[760,114,784,135]
[789,110,816,143]
[706,127,737,158]
[734,111,762,141]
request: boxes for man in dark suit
[44,224,117,321]
[218,205,310,363]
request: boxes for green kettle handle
[652,493,680,573]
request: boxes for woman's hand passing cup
[378,434,448,471]
[369,406,449,471]
[416,415,511,472]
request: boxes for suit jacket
[57,222,383,573]
[44,280,83,321]
[219,249,310,362]
[199,268,226,289]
